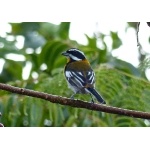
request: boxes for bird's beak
[61,51,68,56]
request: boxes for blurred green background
[0,22,150,127]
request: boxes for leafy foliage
[0,69,150,127]
[139,56,150,72]
[0,22,150,126]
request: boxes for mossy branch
[0,83,150,119]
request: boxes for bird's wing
[65,70,95,88]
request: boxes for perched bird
[61,48,106,104]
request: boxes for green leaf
[109,58,141,76]
[0,60,24,82]
[110,31,122,49]
[85,34,97,48]
[40,40,69,74]
[24,32,45,49]
[39,22,59,39]
[10,22,45,49]
[58,22,70,39]
[0,36,23,58]
[127,22,138,29]
[10,22,40,35]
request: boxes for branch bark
[0,112,4,127]
[0,83,150,119]
[0,123,4,127]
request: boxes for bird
[61,48,106,104]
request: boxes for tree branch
[0,123,4,127]
[0,112,4,127]
[0,83,150,119]
[136,22,140,47]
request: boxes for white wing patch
[88,71,91,75]
[88,71,95,84]
[71,72,84,83]
[65,71,72,78]
[89,73,93,80]
[78,72,82,76]
[65,70,95,91]
[91,72,95,84]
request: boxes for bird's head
[61,48,86,62]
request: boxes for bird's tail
[87,87,106,104]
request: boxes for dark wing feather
[65,70,95,88]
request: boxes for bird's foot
[91,99,94,104]
[70,94,75,100]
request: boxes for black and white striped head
[61,48,86,61]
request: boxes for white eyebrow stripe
[69,54,82,61]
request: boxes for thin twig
[136,22,146,62]
[147,22,150,27]
[0,83,150,119]
[137,22,140,47]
